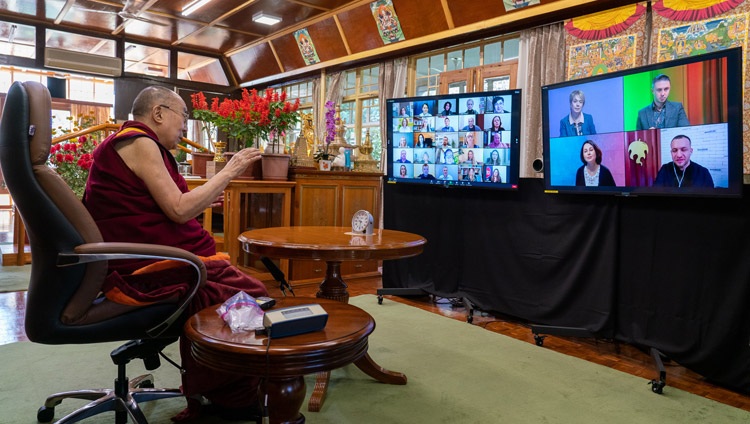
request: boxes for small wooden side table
[184,297,405,424]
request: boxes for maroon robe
[83,121,268,414]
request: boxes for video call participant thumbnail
[636,74,690,130]
[653,134,714,188]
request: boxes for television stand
[530,325,596,347]
[648,347,667,394]
[376,287,428,304]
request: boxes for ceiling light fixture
[182,0,212,17]
[252,12,282,26]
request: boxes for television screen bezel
[541,47,743,198]
[385,88,523,191]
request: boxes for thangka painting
[371,0,405,44]
[567,35,638,80]
[294,29,320,66]
[503,0,541,12]
[656,14,748,62]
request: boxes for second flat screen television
[542,47,743,197]
[386,89,522,190]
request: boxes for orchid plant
[314,101,339,161]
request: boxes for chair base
[37,373,183,424]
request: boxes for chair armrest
[58,242,207,337]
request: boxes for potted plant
[313,101,338,171]
[47,112,112,199]
[191,89,301,180]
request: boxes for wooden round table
[185,297,402,424]
[239,226,426,302]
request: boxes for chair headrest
[22,81,53,167]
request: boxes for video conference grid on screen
[542,47,743,197]
[386,90,522,190]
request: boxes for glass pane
[484,42,501,65]
[177,52,228,86]
[68,78,94,102]
[0,69,11,93]
[504,38,520,60]
[340,101,355,125]
[46,29,116,56]
[125,43,170,79]
[448,81,466,94]
[447,51,462,71]
[465,47,480,68]
[362,126,382,163]
[415,83,429,97]
[416,57,429,78]
[429,54,444,75]
[484,76,510,92]
[0,21,35,59]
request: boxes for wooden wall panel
[446,0,506,27]
[271,35,308,72]
[305,18,349,62]
[338,5,383,54]
[392,0,449,39]
[272,17,348,72]
[229,43,282,84]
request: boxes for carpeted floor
[0,294,748,423]
[0,265,30,292]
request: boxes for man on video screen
[636,74,690,130]
[653,134,713,188]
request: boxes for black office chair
[0,80,206,423]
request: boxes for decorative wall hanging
[503,0,541,12]
[564,3,648,80]
[294,28,320,66]
[649,0,750,173]
[652,0,744,21]
[567,35,639,79]
[371,0,405,44]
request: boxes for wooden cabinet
[186,178,294,282]
[288,169,383,283]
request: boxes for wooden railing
[51,123,212,154]
[3,125,213,266]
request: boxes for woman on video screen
[560,90,596,137]
[575,140,615,187]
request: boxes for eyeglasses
[159,104,189,122]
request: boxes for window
[274,79,315,149]
[340,65,382,163]
[0,21,35,59]
[125,43,169,80]
[413,35,520,96]
[177,52,228,86]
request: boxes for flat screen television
[541,47,743,197]
[385,89,522,190]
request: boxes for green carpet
[0,265,30,292]
[0,294,748,423]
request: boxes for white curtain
[518,22,566,178]
[378,57,408,171]
[316,72,344,145]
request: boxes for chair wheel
[534,334,545,346]
[37,406,55,423]
[377,295,383,304]
[650,379,665,394]
[137,380,155,389]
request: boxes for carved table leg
[355,353,407,385]
[307,371,331,412]
[316,261,349,302]
[265,375,306,424]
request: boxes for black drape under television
[383,177,750,393]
